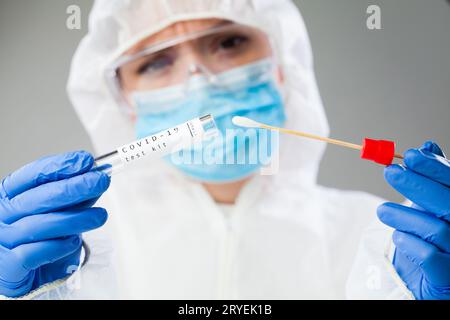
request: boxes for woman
[0,0,448,299]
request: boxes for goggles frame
[104,22,278,117]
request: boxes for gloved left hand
[377,141,450,300]
[0,151,110,298]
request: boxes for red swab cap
[360,138,396,165]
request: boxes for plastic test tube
[93,114,218,175]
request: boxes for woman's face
[115,19,287,185]
[116,19,280,105]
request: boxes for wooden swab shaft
[259,124,404,160]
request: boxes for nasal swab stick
[232,116,403,165]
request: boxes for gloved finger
[384,165,450,221]
[0,208,107,249]
[378,203,450,252]
[1,151,94,199]
[404,144,450,188]
[420,140,445,158]
[393,231,450,287]
[0,171,110,224]
[392,249,420,289]
[7,235,81,280]
[69,196,101,210]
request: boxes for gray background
[0,0,449,202]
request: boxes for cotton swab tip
[232,116,263,128]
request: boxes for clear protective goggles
[105,21,276,115]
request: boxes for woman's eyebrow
[208,20,233,29]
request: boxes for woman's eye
[219,35,248,50]
[137,55,173,75]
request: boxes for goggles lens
[110,23,274,104]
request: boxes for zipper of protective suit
[217,212,236,299]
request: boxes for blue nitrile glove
[377,141,450,299]
[0,151,110,298]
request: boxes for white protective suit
[24,0,414,299]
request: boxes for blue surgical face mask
[133,58,286,183]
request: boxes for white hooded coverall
[20,0,414,299]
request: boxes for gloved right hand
[0,151,110,298]
[378,141,450,299]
